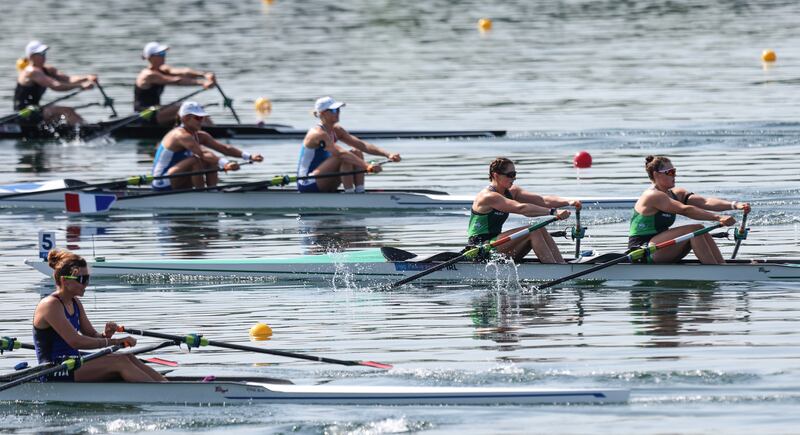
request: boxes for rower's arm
[652,192,726,222]
[483,192,552,217]
[163,65,210,78]
[145,70,206,86]
[36,298,109,350]
[337,128,401,162]
[685,192,749,212]
[31,69,82,92]
[304,131,372,170]
[199,133,262,161]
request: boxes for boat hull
[0,121,506,140]
[0,379,628,405]
[25,249,800,283]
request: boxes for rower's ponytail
[645,155,672,181]
[47,249,86,282]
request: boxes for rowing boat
[25,247,800,283]
[0,375,628,405]
[0,120,506,141]
[0,179,637,212]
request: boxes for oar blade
[143,357,179,367]
[359,361,393,370]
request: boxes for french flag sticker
[64,192,117,214]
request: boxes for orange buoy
[478,18,492,32]
[573,151,592,169]
[762,49,777,63]
[249,322,273,341]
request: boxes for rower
[32,249,166,382]
[298,96,401,193]
[151,101,263,191]
[14,40,97,126]
[134,41,216,126]
[467,157,579,264]
[629,155,750,264]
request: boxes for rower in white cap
[14,40,98,126]
[134,41,216,126]
[297,96,401,193]
[150,101,263,191]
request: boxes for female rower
[151,101,263,190]
[298,96,401,193]
[14,41,97,126]
[629,155,750,264]
[134,41,216,125]
[468,157,580,264]
[33,249,166,382]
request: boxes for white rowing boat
[0,179,636,212]
[0,375,628,405]
[25,248,800,283]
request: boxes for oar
[573,209,586,259]
[0,89,85,125]
[0,163,252,202]
[214,83,241,124]
[0,344,125,393]
[0,337,179,369]
[391,216,561,288]
[118,326,393,370]
[81,87,207,141]
[94,82,118,118]
[731,210,749,260]
[534,223,724,291]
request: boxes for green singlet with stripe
[629,190,680,237]
[467,186,513,244]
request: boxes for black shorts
[627,235,654,250]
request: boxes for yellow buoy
[478,18,492,32]
[762,49,777,63]
[262,0,274,4]
[16,58,30,72]
[254,97,272,121]
[249,322,273,340]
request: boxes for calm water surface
[2,1,800,434]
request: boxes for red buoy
[573,151,592,169]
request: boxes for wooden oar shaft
[0,344,123,393]
[391,216,559,288]
[535,223,723,290]
[119,327,391,369]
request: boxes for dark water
[2,1,800,433]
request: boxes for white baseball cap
[314,96,345,113]
[142,41,169,59]
[25,40,49,57]
[178,101,208,118]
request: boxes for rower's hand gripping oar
[94,81,118,118]
[390,216,561,288]
[118,327,393,370]
[0,88,86,125]
[82,87,208,142]
[214,83,241,124]
[534,223,724,291]
[731,209,750,260]
[0,343,128,393]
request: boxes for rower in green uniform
[629,155,750,264]
[134,41,216,126]
[14,40,97,126]
[468,157,580,264]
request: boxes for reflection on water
[297,215,376,255]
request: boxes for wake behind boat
[0,120,506,141]
[24,247,800,284]
[0,179,637,212]
[0,374,628,405]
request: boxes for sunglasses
[496,170,517,179]
[63,274,90,285]
[153,51,167,57]
[326,108,340,114]
[657,168,677,177]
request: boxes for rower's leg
[494,225,533,262]
[199,152,220,187]
[350,149,366,189]
[166,158,202,190]
[74,354,162,382]
[43,106,85,126]
[690,233,725,264]
[156,106,180,126]
[129,355,168,381]
[649,225,699,263]
[312,156,345,192]
[528,228,566,264]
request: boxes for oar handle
[118,327,392,370]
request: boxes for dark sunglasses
[63,274,90,285]
[326,108,340,114]
[657,168,677,177]
[153,51,167,57]
[496,170,517,179]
